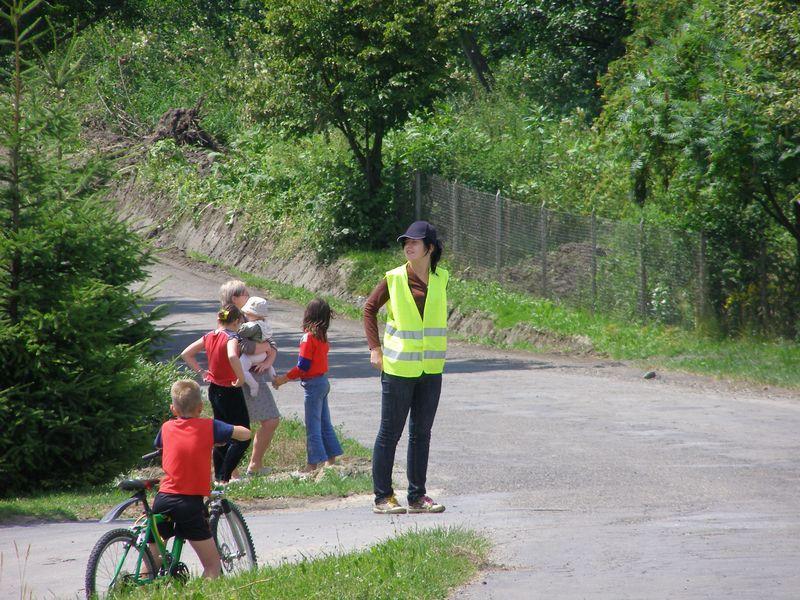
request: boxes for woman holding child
[219,279,281,477]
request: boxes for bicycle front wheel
[210,500,257,574]
[85,528,156,599]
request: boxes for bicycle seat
[118,478,160,492]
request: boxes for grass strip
[116,527,490,600]
[0,419,371,524]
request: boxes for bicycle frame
[101,488,186,587]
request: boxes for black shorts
[151,493,212,542]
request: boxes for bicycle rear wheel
[85,528,156,599]
[210,500,257,574]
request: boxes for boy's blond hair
[170,379,203,416]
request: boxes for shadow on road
[149,297,552,378]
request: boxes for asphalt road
[3,253,800,599]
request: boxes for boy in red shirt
[149,379,251,578]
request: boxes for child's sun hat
[242,296,269,318]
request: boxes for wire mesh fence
[415,172,707,327]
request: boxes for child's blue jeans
[301,375,343,465]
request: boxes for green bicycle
[84,451,257,598]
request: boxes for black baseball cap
[397,221,437,242]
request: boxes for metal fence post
[759,237,768,330]
[495,190,502,270]
[591,209,597,313]
[414,170,422,221]
[450,180,459,256]
[638,219,648,319]
[540,203,548,297]
[698,231,708,324]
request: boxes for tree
[470,0,632,116]
[600,0,800,334]
[0,0,168,495]
[255,0,467,198]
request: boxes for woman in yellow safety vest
[363,221,448,514]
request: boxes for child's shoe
[373,494,406,514]
[407,495,445,514]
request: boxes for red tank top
[203,329,237,386]
[159,418,214,496]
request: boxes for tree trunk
[363,129,383,198]
[460,30,493,92]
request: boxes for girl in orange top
[274,298,343,472]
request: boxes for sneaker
[373,494,407,514]
[407,495,445,514]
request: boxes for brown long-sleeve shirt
[363,264,428,350]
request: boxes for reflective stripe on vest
[382,264,449,377]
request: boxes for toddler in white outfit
[239,296,277,397]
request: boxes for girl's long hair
[303,298,332,343]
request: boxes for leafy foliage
[0,2,169,496]
[248,0,467,200]
[600,0,800,335]
[21,0,800,336]
[469,0,632,116]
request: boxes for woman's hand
[252,360,271,374]
[369,348,383,371]
[253,346,277,374]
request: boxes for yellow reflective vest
[382,264,449,377]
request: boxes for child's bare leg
[239,354,259,396]
[243,369,259,397]
[189,538,222,579]
[247,417,279,473]
[144,542,162,576]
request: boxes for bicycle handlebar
[141,449,162,463]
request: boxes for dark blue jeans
[372,372,442,504]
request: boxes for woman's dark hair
[218,303,242,325]
[303,298,333,342]
[427,235,443,274]
[401,235,443,273]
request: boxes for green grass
[0,419,371,524]
[115,527,490,600]
[188,250,800,389]
[448,277,800,387]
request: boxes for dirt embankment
[107,111,595,355]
